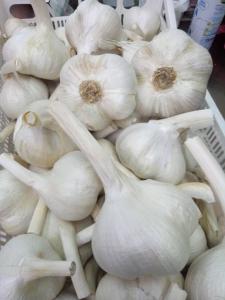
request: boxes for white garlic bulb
[96,273,186,300]
[58,53,136,131]
[132,29,213,118]
[0,234,74,300]
[189,225,207,264]
[65,0,122,54]
[123,1,161,41]
[4,17,28,37]
[185,239,225,300]
[116,110,212,183]
[50,101,201,280]
[0,169,38,235]
[13,100,75,168]
[0,150,102,221]
[2,0,69,80]
[0,73,49,120]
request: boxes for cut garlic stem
[0,153,44,188]
[94,123,118,139]
[185,136,225,215]
[164,283,187,300]
[31,0,53,31]
[160,109,213,131]
[49,102,121,191]
[19,257,75,282]
[76,224,95,247]
[28,198,48,234]
[59,220,91,299]
[0,122,15,143]
[178,182,215,204]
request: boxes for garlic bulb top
[0,169,38,235]
[123,0,161,41]
[0,73,49,120]
[2,1,69,80]
[13,100,75,168]
[65,0,122,54]
[50,101,201,280]
[0,150,102,221]
[96,273,186,300]
[132,29,213,118]
[4,17,28,37]
[0,234,74,300]
[58,53,137,131]
[185,239,225,300]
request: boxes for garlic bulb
[0,168,38,235]
[123,1,161,41]
[50,101,201,279]
[0,73,49,120]
[0,150,102,221]
[57,53,137,131]
[4,18,28,37]
[116,110,212,183]
[185,238,225,300]
[13,100,75,168]
[189,225,207,264]
[96,273,187,300]
[0,234,75,300]
[2,0,69,79]
[65,0,122,54]
[132,29,213,118]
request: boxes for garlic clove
[65,0,122,55]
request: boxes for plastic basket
[0,0,225,249]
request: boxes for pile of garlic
[0,0,223,299]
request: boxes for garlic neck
[79,80,102,103]
[152,67,177,90]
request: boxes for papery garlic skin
[0,234,67,300]
[13,100,75,168]
[185,239,225,300]
[0,74,49,120]
[4,18,28,37]
[3,24,69,80]
[0,169,38,235]
[96,273,185,300]
[123,2,161,41]
[189,225,207,264]
[65,0,122,54]
[116,122,186,183]
[132,29,213,118]
[58,53,136,131]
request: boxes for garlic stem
[49,101,122,191]
[31,0,53,31]
[0,153,44,189]
[164,283,187,300]
[185,136,225,215]
[59,220,91,299]
[20,257,75,283]
[178,182,215,204]
[76,224,95,246]
[28,198,48,235]
[93,123,118,139]
[0,122,15,143]
[160,109,213,131]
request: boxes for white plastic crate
[0,0,225,248]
